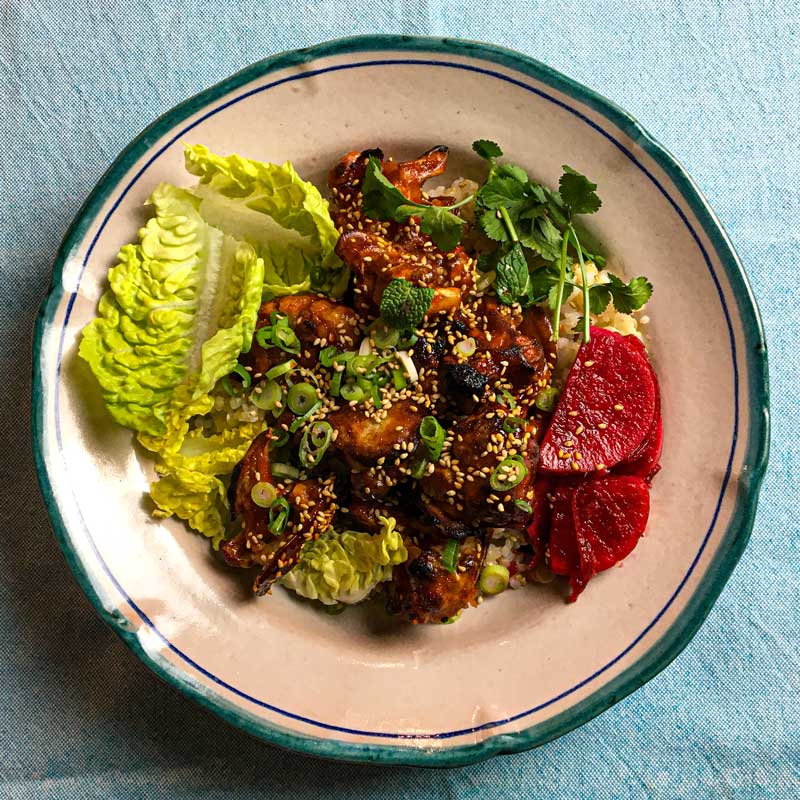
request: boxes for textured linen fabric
[1,2,797,797]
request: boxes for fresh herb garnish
[379,278,435,330]
[361,156,472,251]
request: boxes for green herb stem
[568,224,591,342]
[552,226,571,342]
[498,206,519,243]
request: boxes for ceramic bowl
[32,36,769,766]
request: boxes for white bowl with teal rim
[31,35,770,766]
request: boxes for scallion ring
[250,380,282,411]
[221,364,251,396]
[270,429,290,448]
[268,497,290,535]
[271,462,299,480]
[299,421,333,467]
[502,415,525,435]
[454,337,477,357]
[272,325,300,355]
[479,564,510,595]
[535,386,560,412]
[265,360,296,381]
[391,368,407,390]
[489,456,528,491]
[419,416,445,462]
[369,321,400,349]
[442,538,460,574]
[409,456,429,480]
[250,481,277,509]
[319,345,339,368]
[287,382,318,416]
[340,383,365,403]
[288,401,322,432]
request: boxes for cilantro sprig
[471,140,650,341]
[361,156,473,251]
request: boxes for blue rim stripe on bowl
[31,35,770,767]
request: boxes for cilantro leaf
[519,215,563,262]
[472,139,503,160]
[607,274,653,313]
[478,177,527,211]
[494,243,531,306]
[479,209,509,242]
[362,156,410,219]
[558,166,602,216]
[497,163,529,184]
[587,283,611,315]
[407,204,465,253]
[547,280,574,311]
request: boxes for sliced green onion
[288,401,322,432]
[499,389,517,409]
[455,337,477,357]
[515,499,533,514]
[392,368,407,390]
[369,321,400,349]
[272,462,299,480]
[287,382,317,415]
[299,421,333,467]
[251,380,282,411]
[268,497,290,535]
[330,370,343,397]
[273,325,300,354]
[479,564,510,595]
[409,456,429,479]
[535,386,560,412]
[351,354,378,377]
[319,346,339,367]
[340,383,364,403]
[420,416,446,461]
[250,481,277,509]
[489,456,528,491]
[370,381,383,408]
[221,364,252,396]
[442,538,460,574]
[397,331,419,349]
[266,360,296,381]
[442,610,462,625]
[270,429,290,448]
[502,415,524,435]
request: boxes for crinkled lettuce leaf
[184,144,348,298]
[280,517,408,605]
[79,183,264,437]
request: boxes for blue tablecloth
[2,2,797,797]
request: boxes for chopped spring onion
[250,481,277,509]
[502,415,524,435]
[222,364,251,395]
[396,351,418,384]
[369,321,400,349]
[397,331,419,349]
[358,337,373,356]
[330,370,343,397]
[479,564,510,595]
[299,421,333,467]
[268,497,290,535]
[270,429,290,448]
[489,456,528,491]
[455,337,477,357]
[288,401,322,432]
[273,325,301,354]
[272,462,299,480]
[250,380,282,411]
[499,389,517,409]
[287,382,317,415]
[266,360,296,381]
[535,386,560,412]
[340,383,365,403]
[442,610,462,624]
[442,538,460,574]
[420,416,445,461]
[319,346,339,367]
[409,456,428,479]
[515,499,533,514]
[255,316,301,355]
[370,381,383,408]
[391,367,407,390]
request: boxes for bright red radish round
[539,327,656,474]
[572,475,650,577]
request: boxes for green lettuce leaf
[280,517,408,605]
[79,183,264,437]
[184,144,348,298]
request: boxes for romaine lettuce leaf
[280,517,408,605]
[184,144,348,298]
[79,183,264,437]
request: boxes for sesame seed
[614,404,624,411]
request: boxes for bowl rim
[31,34,770,767]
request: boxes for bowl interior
[35,40,764,764]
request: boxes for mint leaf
[494,243,531,305]
[472,139,503,160]
[558,166,602,216]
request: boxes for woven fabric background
[1,2,797,797]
